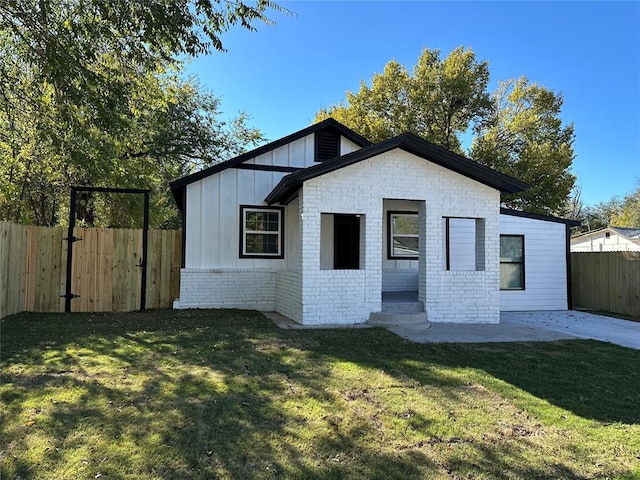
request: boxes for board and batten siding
[499,214,569,311]
[176,133,358,313]
[184,133,358,270]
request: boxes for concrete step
[382,301,424,313]
[368,311,430,328]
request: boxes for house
[169,119,580,325]
[571,227,640,252]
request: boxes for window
[388,211,419,259]
[444,217,485,271]
[239,206,284,258]
[500,235,525,290]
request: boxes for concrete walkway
[266,310,640,350]
[387,311,640,349]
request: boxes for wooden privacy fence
[571,252,640,318]
[1,222,181,319]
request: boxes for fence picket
[571,252,640,317]
[1,222,181,318]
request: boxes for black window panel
[334,214,360,269]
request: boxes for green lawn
[1,310,639,479]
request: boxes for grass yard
[1,310,639,479]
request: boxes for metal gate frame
[64,186,150,312]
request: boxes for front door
[334,214,360,269]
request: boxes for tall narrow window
[239,206,284,258]
[500,235,525,290]
[388,211,419,259]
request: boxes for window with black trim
[239,205,284,258]
[388,211,419,259]
[500,235,524,290]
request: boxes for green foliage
[0,0,284,226]
[316,47,490,151]
[611,185,640,227]
[579,184,640,231]
[471,77,576,215]
[316,49,576,214]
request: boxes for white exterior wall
[571,230,640,252]
[175,134,356,312]
[499,215,569,311]
[299,149,501,325]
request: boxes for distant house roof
[610,226,640,239]
[265,132,529,205]
[169,118,371,211]
[572,226,640,241]
[500,208,582,227]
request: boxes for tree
[0,64,263,226]
[0,0,284,226]
[316,49,576,214]
[471,77,575,215]
[611,184,640,227]
[315,47,491,151]
[0,0,286,127]
[580,183,640,231]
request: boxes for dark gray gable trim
[500,208,582,227]
[234,164,300,173]
[266,133,530,205]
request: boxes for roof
[169,118,371,211]
[611,226,640,239]
[500,208,582,227]
[572,226,640,240]
[265,133,529,205]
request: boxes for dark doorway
[334,214,360,269]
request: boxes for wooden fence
[571,252,640,318]
[1,222,181,319]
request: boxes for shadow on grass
[1,309,637,479]
[1,310,435,479]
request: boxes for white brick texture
[174,269,276,311]
[299,149,501,324]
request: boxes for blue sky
[186,1,640,206]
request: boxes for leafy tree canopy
[315,47,575,214]
[0,0,285,227]
[471,77,575,214]
[574,184,640,232]
[316,47,490,152]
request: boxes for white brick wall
[300,149,501,324]
[275,270,302,322]
[174,268,277,311]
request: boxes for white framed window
[239,205,284,258]
[388,211,419,259]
